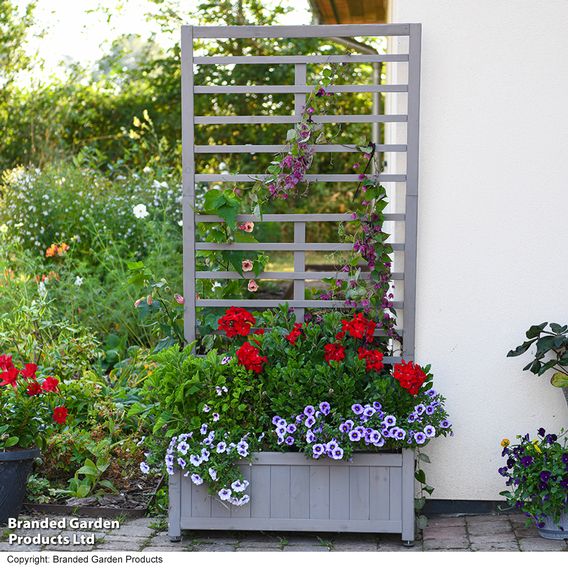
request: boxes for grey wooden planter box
[169,450,415,543]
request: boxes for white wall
[389,0,568,500]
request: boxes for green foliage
[508,322,568,388]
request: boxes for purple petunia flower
[200,424,208,435]
[415,404,425,415]
[372,402,382,411]
[424,425,436,438]
[363,406,376,418]
[305,416,316,428]
[275,426,286,437]
[349,430,362,441]
[191,474,203,485]
[306,430,316,443]
[408,413,417,424]
[139,462,150,474]
[425,406,435,416]
[414,432,426,445]
[332,447,344,460]
[426,389,437,398]
[339,422,351,433]
[440,420,451,429]
[231,479,249,493]
[208,468,217,481]
[272,415,282,425]
[319,401,331,415]
[218,488,232,501]
[286,424,297,434]
[177,441,190,455]
[276,418,287,428]
[189,454,201,467]
[352,404,364,415]
[177,458,187,468]
[216,442,227,453]
[237,441,249,457]
[313,443,325,458]
[383,415,396,427]
[285,436,295,446]
[304,405,315,416]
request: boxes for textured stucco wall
[389,0,568,500]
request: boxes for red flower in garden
[0,366,19,388]
[26,381,42,397]
[253,328,265,335]
[0,354,13,370]
[335,331,346,341]
[358,348,384,372]
[341,313,376,342]
[52,406,68,424]
[20,363,38,379]
[285,323,303,345]
[393,360,427,396]
[236,342,267,374]
[217,307,256,338]
[324,343,346,364]
[41,376,59,393]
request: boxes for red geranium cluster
[0,354,67,424]
[324,343,346,364]
[285,323,303,346]
[236,342,267,374]
[393,360,427,396]
[357,348,384,372]
[341,313,376,342]
[218,307,256,338]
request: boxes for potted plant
[499,429,568,539]
[0,354,68,524]
[507,322,568,406]
[137,306,453,543]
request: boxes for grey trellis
[182,23,421,362]
[176,22,422,543]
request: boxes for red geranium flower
[53,406,68,424]
[285,323,303,345]
[41,376,59,393]
[217,307,256,338]
[236,342,267,374]
[341,313,376,342]
[324,343,346,364]
[393,360,427,396]
[0,366,19,388]
[26,381,42,397]
[358,347,384,372]
[20,363,38,379]
[0,354,13,370]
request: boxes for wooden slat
[194,84,407,93]
[250,465,270,519]
[191,24,411,39]
[193,54,409,64]
[247,452,403,467]
[194,114,407,125]
[290,466,310,519]
[195,271,404,281]
[309,466,330,520]
[195,242,404,251]
[194,143,407,154]
[270,466,291,518]
[196,299,403,310]
[349,467,370,520]
[370,467,391,520]
[329,466,350,520]
[196,213,405,222]
[195,174,406,182]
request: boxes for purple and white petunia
[139,462,150,474]
[216,442,227,453]
[352,403,364,415]
[304,405,315,416]
[319,402,331,415]
[191,474,204,485]
[383,415,396,427]
[177,441,190,455]
[218,488,232,501]
[424,425,436,438]
[208,467,218,481]
[414,432,427,444]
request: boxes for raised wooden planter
[168,450,415,544]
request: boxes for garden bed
[168,450,415,543]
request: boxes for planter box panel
[171,451,415,541]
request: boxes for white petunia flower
[133,204,149,219]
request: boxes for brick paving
[1,513,567,552]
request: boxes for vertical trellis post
[402,24,421,361]
[181,25,197,344]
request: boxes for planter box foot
[169,535,182,543]
[402,540,415,548]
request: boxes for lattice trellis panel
[181,23,421,362]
